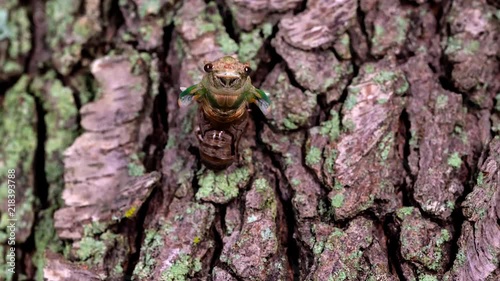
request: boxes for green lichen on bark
[0,76,37,281]
[196,166,251,203]
[0,3,31,79]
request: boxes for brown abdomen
[197,109,248,170]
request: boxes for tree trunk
[1,0,499,280]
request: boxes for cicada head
[203,56,251,91]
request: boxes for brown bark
[0,0,499,280]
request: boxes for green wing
[179,84,203,106]
[251,88,271,114]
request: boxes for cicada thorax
[196,105,249,170]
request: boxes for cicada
[179,56,270,169]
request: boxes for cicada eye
[244,66,251,75]
[204,63,214,72]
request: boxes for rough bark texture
[0,0,499,280]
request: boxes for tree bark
[0,0,499,280]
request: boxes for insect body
[179,56,270,169]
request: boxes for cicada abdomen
[196,108,249,170]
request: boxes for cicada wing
[253,88,271,114]
[178,84,201,107]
